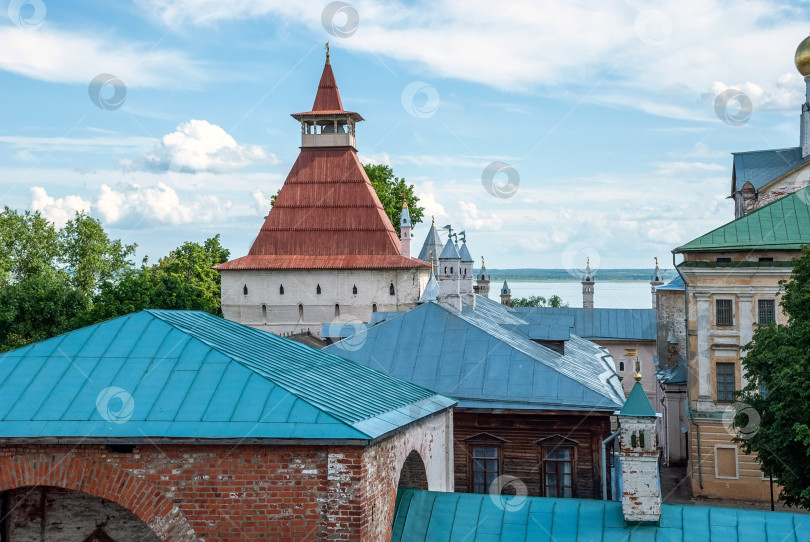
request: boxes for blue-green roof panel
[0,310,455,441]
[392,489,810,541]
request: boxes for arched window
[372,303,377,312]
[450,267,454,274]
[243,284,248,295]
[444,266,447,273]
[619,361,625,372]
[298,304,304,320]
[335,304,340,318]
[279,284,284,295]
[261,304,267,323]
[352,285,357,295]
[389,283,395,296]
[316,284,321,295]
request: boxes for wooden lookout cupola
[291,44,363,149]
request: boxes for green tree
[363,164,424,235]
[510,295,568,308]
[58,212,136,295]
[267,163,424,234]
[80,235,230,324]
[735,244,810,508]
[0,270,88,351]
[0,207,59,286]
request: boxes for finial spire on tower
[402,194,408,209]
[325,42,330,65]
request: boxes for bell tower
[400,196,412,258]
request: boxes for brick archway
[0,455,198,542]
[397,449,428,490]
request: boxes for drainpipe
[660,394,669,467]
[674,252,703,489]
[601,429,621,500]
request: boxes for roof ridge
[676,186,810,252]
[146,310,442,437]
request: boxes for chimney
[617,373,661,524]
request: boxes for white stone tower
[400,196,411,258]
[500,280,511,306]
[618,372,661,524]
[581,258,595,309]
[457,232,475,308]
[437,238,462,312]
[650,257,664,309]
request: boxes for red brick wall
[0,413,452,542]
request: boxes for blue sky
[1,0,809,272]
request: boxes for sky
[1,0,810,274]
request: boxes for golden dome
[796,35,810,77]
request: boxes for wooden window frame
[757,298,776,326]
[716,362,735,403]
[715,298,734,327]
[540,444,577,498]
[468,443,502,494]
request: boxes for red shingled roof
[217,147,429,270]
[313,61,342,111]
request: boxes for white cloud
[458,201,502,231]
[142,119,277,173]
[136,0,810,122]
[0,26,204,88]
[31,183,232,228]
[251,188,274,216]
[29,187,91,227]
[414,181,447,220]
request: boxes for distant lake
[486,280,655,309]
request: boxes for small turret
[618,371,661,524]
[400,196,412,258]
[457,231,475,308]
[417,216,444,263]
[419,250,440,303]
[650,257,664,309]
[500,280,512,306]
[475,256,491,297]
[581,258,595,309]
[437,236,462,312]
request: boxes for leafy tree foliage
[0,206,230,352]
[510,295,568,308]
[735,244,810,508]
[268,163,424,234]
[363,164,424,235]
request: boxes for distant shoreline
[480,268,677,282]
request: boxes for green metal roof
[392,489,810,541]
[619,381,656,417]
[0,310,454,441]
[676,187,810,252]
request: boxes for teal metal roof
[516,308,656,342]
[321,322,369,338]
[676,187,810,252]
[732,147,810,195]
[392,489,810,541]
[656,275,684,291]
[619,381,656,417]
[324,297,625,411]
[0,310,454,441]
